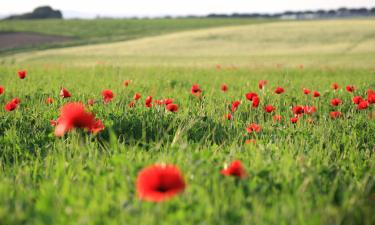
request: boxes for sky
[1,0,374,18]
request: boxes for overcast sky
[1,0,374,18]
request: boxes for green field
[0,18,374,225]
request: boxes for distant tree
[4,6,62,20]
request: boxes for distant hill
[4,6,62,20]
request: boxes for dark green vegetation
[0,18,272,54]
[0,65,374,225]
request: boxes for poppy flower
[258,80,267,90]
[102,89,114,103]
[245,139,256,145]
[231,101,241,112]
[145,96,153,107]
[11,98,21,105]
[136,164,186,202]
[331,98,342,106]
[245,92,258,101]
[18,70,26,79]
[128,101,136,108]
[154,100,163,105]
[275,87,284,94]
[224,113,232,120]
[346,85,355,93]
[54,102,97,137]
[0,86,4,95]
[246,123,261,133]
[264,105,275,113]
[220,160,247,179]
[166,103,178,112]
[368,90,375,104]
[88,99,95,106]
[332,83,339,90]
[46,97,53,104]
[357,100,369,110]
[290,117,299,123]
[164,98,173,105]
[90,119,105,134]
[134,93,141,101]
[303,88,311,95]
[221,84,228,92]
[352,96,363,105]
[292,105,304,115]
[124,80,132,87]
[313,91,320,98]
[60,87,71,98]
[303,106,317,114]
[273,115,282,122]
[216,64,221,70]
[252,96,260,108]
[191,84,202,95]
[5,102,17,112]
[330,111,341,119]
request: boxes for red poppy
[273,115,282,122]
[54,102,97,137]
[331,98,342,106]
[357,100,369,110]
[154,100,163,105]
[290,117,299,123]
[303,88,311,95]
[145,96,153,107]
[303,106,317,114]
[368,89,375,104]
[164,98,173,105]
[90,119,105,134]
[166,103,178,112]
[292,105,304,115]
[313,91,320,97]
[88,99,95,106]
[134,93,141,101]
[5,102,17,112]
[216,64,222,70]
[46,97,53,104]
[330,111,342,119]
[352,96,363,105]
[191,84,202,95]
[136,164,186,202]
[231,101,241,112]
[245,139,256,145]
[0,86,4,95]
[128,101,136,108]
[60,87,71,98]
[220,160,247,179]
[245,92,258,101]
[11,98,21,105]
[224,113,232,120]
[258,80,267,90]
[346,85,355,93]
[221,84,228,92]
[332,83,339,90]
[246,123,261,133]
[102,89,114,103]
[275,87,284,94]
[264,105,275,113]
[18,70,26,79]
[124,80,132,87]
[252,96,260,108]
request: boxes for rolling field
[0,19,375,225]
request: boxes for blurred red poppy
[128,101,136,108]
[11,98,21,105]
[258,80,267,90]
[0,86,4,95]
[331,98,342,106]
[292,105,304,115]
[352,96,363,105]
[102,89,114,103]
[246,123,261,133]
[220,160,247,179]
[290,117,299,123]
[88,99,95,106]
[18,70,26,79]
[303,88,311,95]
[191,84,202,96]
[60,87,71,98]
[303,106,317,114]
[330,111,342,119]
[134,93,141,101]
[346,85,355,92]
[224,113,232,120]
[164,98,173,105]
[357,100,369,110]
[5,102,17,112]
[273,115,282,122]
[332,83,339,90]
[245,139,256,145]
[275,87,284,94]
[90,119,105,134]
[124,80,132,87]
[368,89,375,104]
[245,92,258,101]
[252,96,260,108]
[313,91,320,97]
[136,164,186,202]
[145,96,153,107]
[264,105,275,113]
[221,84,228,92]
[231,101,241,112]
[46,97,53,105]
[166,103,178,112]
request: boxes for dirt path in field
[0,32,74,51]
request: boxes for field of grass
[0,19,374,225]
[0,18,272,54]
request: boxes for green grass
[0,18,273,54]
[0,19,374,225]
